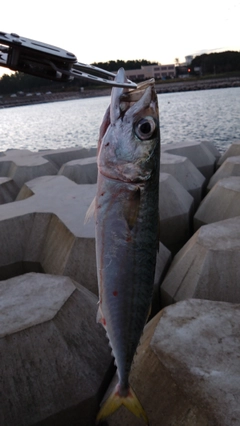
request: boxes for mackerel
[95,68,160,424]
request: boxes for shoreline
[0,76,240,109]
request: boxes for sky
[0,0,239,78]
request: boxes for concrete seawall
[0,140,240,425]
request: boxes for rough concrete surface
[0,273,112,426]
[151,242,172,317]
[104,310,213,426]
[208,155,240,191]
[0,177,19,203]
[59,156,97,184]
[160,152,206,208]
[0,176,98,293]
[0,149,58,188]
[162,140,217,181]
[159,173,194,253]
[161,216,240,305]
[0,272,75,337]
[152,299,240,426]
[194,176,240,230]
[201,140,221,162]
[217,139,240,167]
[0,147,97,188]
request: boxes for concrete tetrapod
[160,152,206,208]
[0,177,19,203]
[207,155,240,191]
[0,147,97,189]
[161,216,240,305]
[105,303,218,426]
[217,139,240,167]
[41,146,97,169]
[162,140,217,181]
[151,299,240,426]
[58,156,97,184]
[106,299,240,425]
[194,176,240,231]
[159,173,194,254]
[0,273,112,426]
[201,140,221,162]
[151,242,172,318]
[0,149,58,188]
[0,175,98,293]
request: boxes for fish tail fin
[96,384,149,424]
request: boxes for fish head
[98,68,160,183]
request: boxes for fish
[95,68,160,424]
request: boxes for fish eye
[135,116,156,140]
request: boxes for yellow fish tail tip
[96,385,149,425]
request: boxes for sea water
[0,87,239,154]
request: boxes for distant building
[175,65,191,78]
[125,64,176,81]
[185,55,193,65]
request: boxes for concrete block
[0,147,97,190]
[151,243,172,317]
[208,155,240,191]
[59,156,97,184]
[16,175,96,238]
[0,272,75,337]
[160,173,194,254]
[201,140,221,162]
[41,146,97,169]
[0,176,98,294]
[0,273,112,426]
[217,140,240,167]
[0,149,58,188]
[104,305,215,426]
[162,140,216,181]
[161,217,240,305]
[151,299,240,426]
[0,177,19,203]
[160,153,205,208]
[194,177,240,230]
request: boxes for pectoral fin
[84,197,96,224]
[123,187,141,230]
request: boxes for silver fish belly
[96,68,160,424]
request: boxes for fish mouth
[110,68,155,124]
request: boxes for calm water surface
[0,87,239,153]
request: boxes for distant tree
[92,59,158,72]
[0,59,159,94]
[0,71,64,95]
[191,51,240,75]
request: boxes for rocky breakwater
[155,76,240,93]
[0,89,112,109]
[1,77,240,110]
[0,140,240,425]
